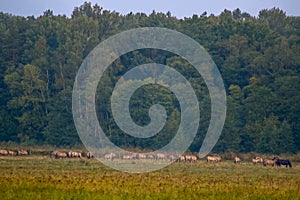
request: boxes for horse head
[272,156,279,161]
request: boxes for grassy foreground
[0,156,299,200]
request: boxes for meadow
[0,155,299,200]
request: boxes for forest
[0,2,299,154]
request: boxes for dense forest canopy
[0,2,299,154]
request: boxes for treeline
[0,2,299,154]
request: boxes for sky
[0,0,299,18]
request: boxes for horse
[191,155,197,162]
[263,159,275,167]
[0,149,8,156]
[215,156,222,162]
[6,150,15,156]
[50,151,59,158]
[55,151,67,159]
[207,156,221,163]
[234,157,241,164]
[274,157,292,168]
[147,154,155,160]
[185,155,197,162]
[138,153,147,160]
[179,155,186,162]
[105,153,116,160]
[252,157,263,165]
[87,152,94,159]
[185,155,192,162]
[156,153,166,160]
[17,150,29,156]
[68,151,82,158]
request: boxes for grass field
[0,156,299,200]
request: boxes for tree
[0,5,299,152]
[256,116,296,154]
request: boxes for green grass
[0,156,299,200]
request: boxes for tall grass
[0,156,299,199]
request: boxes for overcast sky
[0,0,299,18]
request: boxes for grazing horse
[215,156,222,162]
[156,153,166,160]
[234,157,241,164]
[179,155,185,162]
[185,155,192,162]
[191,155,197,162]
[138,153,147,160]
[68,151,82,158]
[185,155,197,162]
[55,151,67,159]
[87,152,94,159]
[263,159,275,167]
[17,150,29,156]
[7,150,15,156]
[252,157,263,165]
[105,153,116,160]
[274,157,292,168]
[0,149,8,156]
[50,151,59,158]
[207,156,221,163]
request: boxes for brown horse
[105,153,116,160]
[178,155,185,162]
[185,155,197,162]
[68,151,82,158]
[234,157,241,164]
[252,157,263,165]
[207,156,221,163]
[138,153,147,160]
[87,152,94,159]
[17,150,29,156]
[7,150,15,156]
[55,151,67,159]
[0,149,8,156]
[156,153,166,160]
[50,151,59,158]
[263,159,275,167]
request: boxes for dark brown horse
[274,157,292,168]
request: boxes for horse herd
[0,149,29,156]
[205,155,292,168]
[0,148,293,168]
[50,151,94,159]
[100,152,198,162]
[100,153,293,168]
[251,156,292,168]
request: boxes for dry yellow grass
[0,156,299,199]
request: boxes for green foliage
[0,3,299,153]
